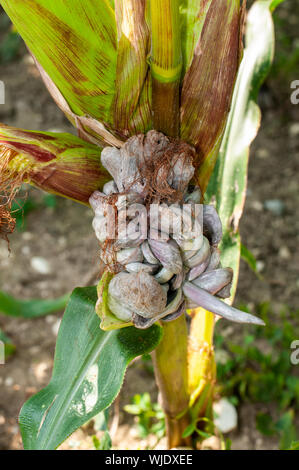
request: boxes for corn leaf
[1,0,246,149]
[0,328,16,359]
[180,0,243,185]
[0,0,153,139]
[241,243,263,279]
[0,0,117,125]
[113,0,151,136]
[206,0,277,301]
[0,125,109,204]
[179,0,213,76]
[0,291,69,318]
[19,286,162,449]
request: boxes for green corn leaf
[206,0,277,301]
[92,431,112,450]
[241,243,257,273]
[0,291,69,318]
[0,0,117,126]
[0,1,153,139]
[268,0,286,11]
[19,286,162,449]
[0,328,16,359]
[241,243,263,280]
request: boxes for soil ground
[0,3,298,450]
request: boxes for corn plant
[0,0,281,450]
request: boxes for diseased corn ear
[180,0,244,192]
[0,125,109,208]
